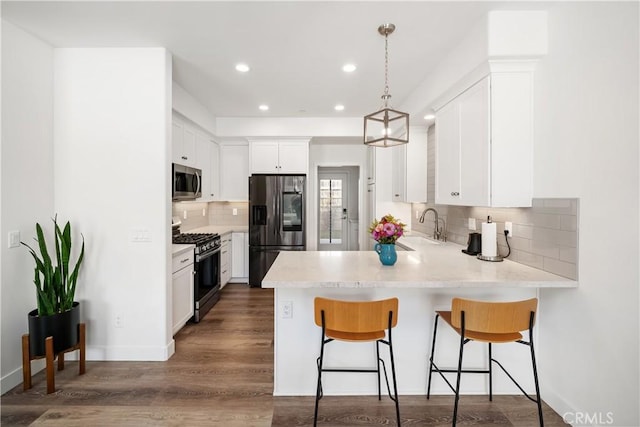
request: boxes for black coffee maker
[462,232,482,255]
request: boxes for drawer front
[220,242,231,285]
[172,252,193,273]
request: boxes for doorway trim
[316,166,359,251]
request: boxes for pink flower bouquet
[369,214,406,244]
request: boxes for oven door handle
[196,246,220,262]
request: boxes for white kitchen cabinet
[391,145,405,202]
[230,232,249,282]
[195,134,211,201]
[209,140,220,200]
[366,146,376,185]
[249,139,309,174]
[172,250,194,335]
[195,136,221,202]
[366,182,376,250]
[220,143,249,201]
[220,233,232,288]
[435,71,533,207]
[172,119,196,167]
[391,126,428,203]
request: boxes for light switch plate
[468,218,477,231]
[130,228,151,243]
[8,230,20,248]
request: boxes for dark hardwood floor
[2,284,567,426]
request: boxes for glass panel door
[318,172,348,251]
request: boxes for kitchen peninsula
[262,236,576,397]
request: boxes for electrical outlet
[183,210,187,220]
[505,221,513,236]
[115,314,124,328]
[233,208,238,216]
[468,218,477,231]
[281,301,293,319]
[202,208,206,216]
[415,210,420,219]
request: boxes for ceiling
[2,1,540,119]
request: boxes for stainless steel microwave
[172,163,202,201]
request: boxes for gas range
[173,232,221,255]
[171,223,222,322]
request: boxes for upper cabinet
[366,146,376,185]
[220,143,249,201]
[173,113,220,202]
[391,126,428,203]
[209,141,220,201]
[195,134,211,200]
[435,69,533,207]
[249,139,309,174]
[172,119,196,167]
[195,134,220,202]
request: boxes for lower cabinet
[231,232,249,282]
[172,251,194,335]
[220,233,232,288]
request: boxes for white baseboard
[542,387,576,426]
[1,359,45,395]
[1,340,176,396]
[83,340,175,361]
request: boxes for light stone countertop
[262,236,577,289]
[172,243,194,257]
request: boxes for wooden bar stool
[426,298,543,427]
[313,297,400,426]
[22,323,86,394]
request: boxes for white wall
[533,3,639,425]
[54,48,174,361]
[0,20,55,394]
[172,82,217,136]
[406,4,639,425]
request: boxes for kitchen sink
[396,235,441,251]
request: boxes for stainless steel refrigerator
[249,175,306,287]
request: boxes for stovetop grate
[172,232,220,246]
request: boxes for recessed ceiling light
[235,63,250,73]
[259,104,269,111]
[424,114,435,120]
[334,104,345,111]
[342,64,357,73]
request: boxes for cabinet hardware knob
[181,156,187,160]
[450,191,460,196]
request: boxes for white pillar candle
[481,221,498,257]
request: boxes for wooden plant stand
[21,323,86,394]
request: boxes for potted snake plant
[22,215,85,356]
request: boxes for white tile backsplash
[172,201,248,232]
[412,198,579,280]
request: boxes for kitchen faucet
[419,208,446,241]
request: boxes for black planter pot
[28,302,80,356]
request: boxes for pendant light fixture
[364,23,410,147]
